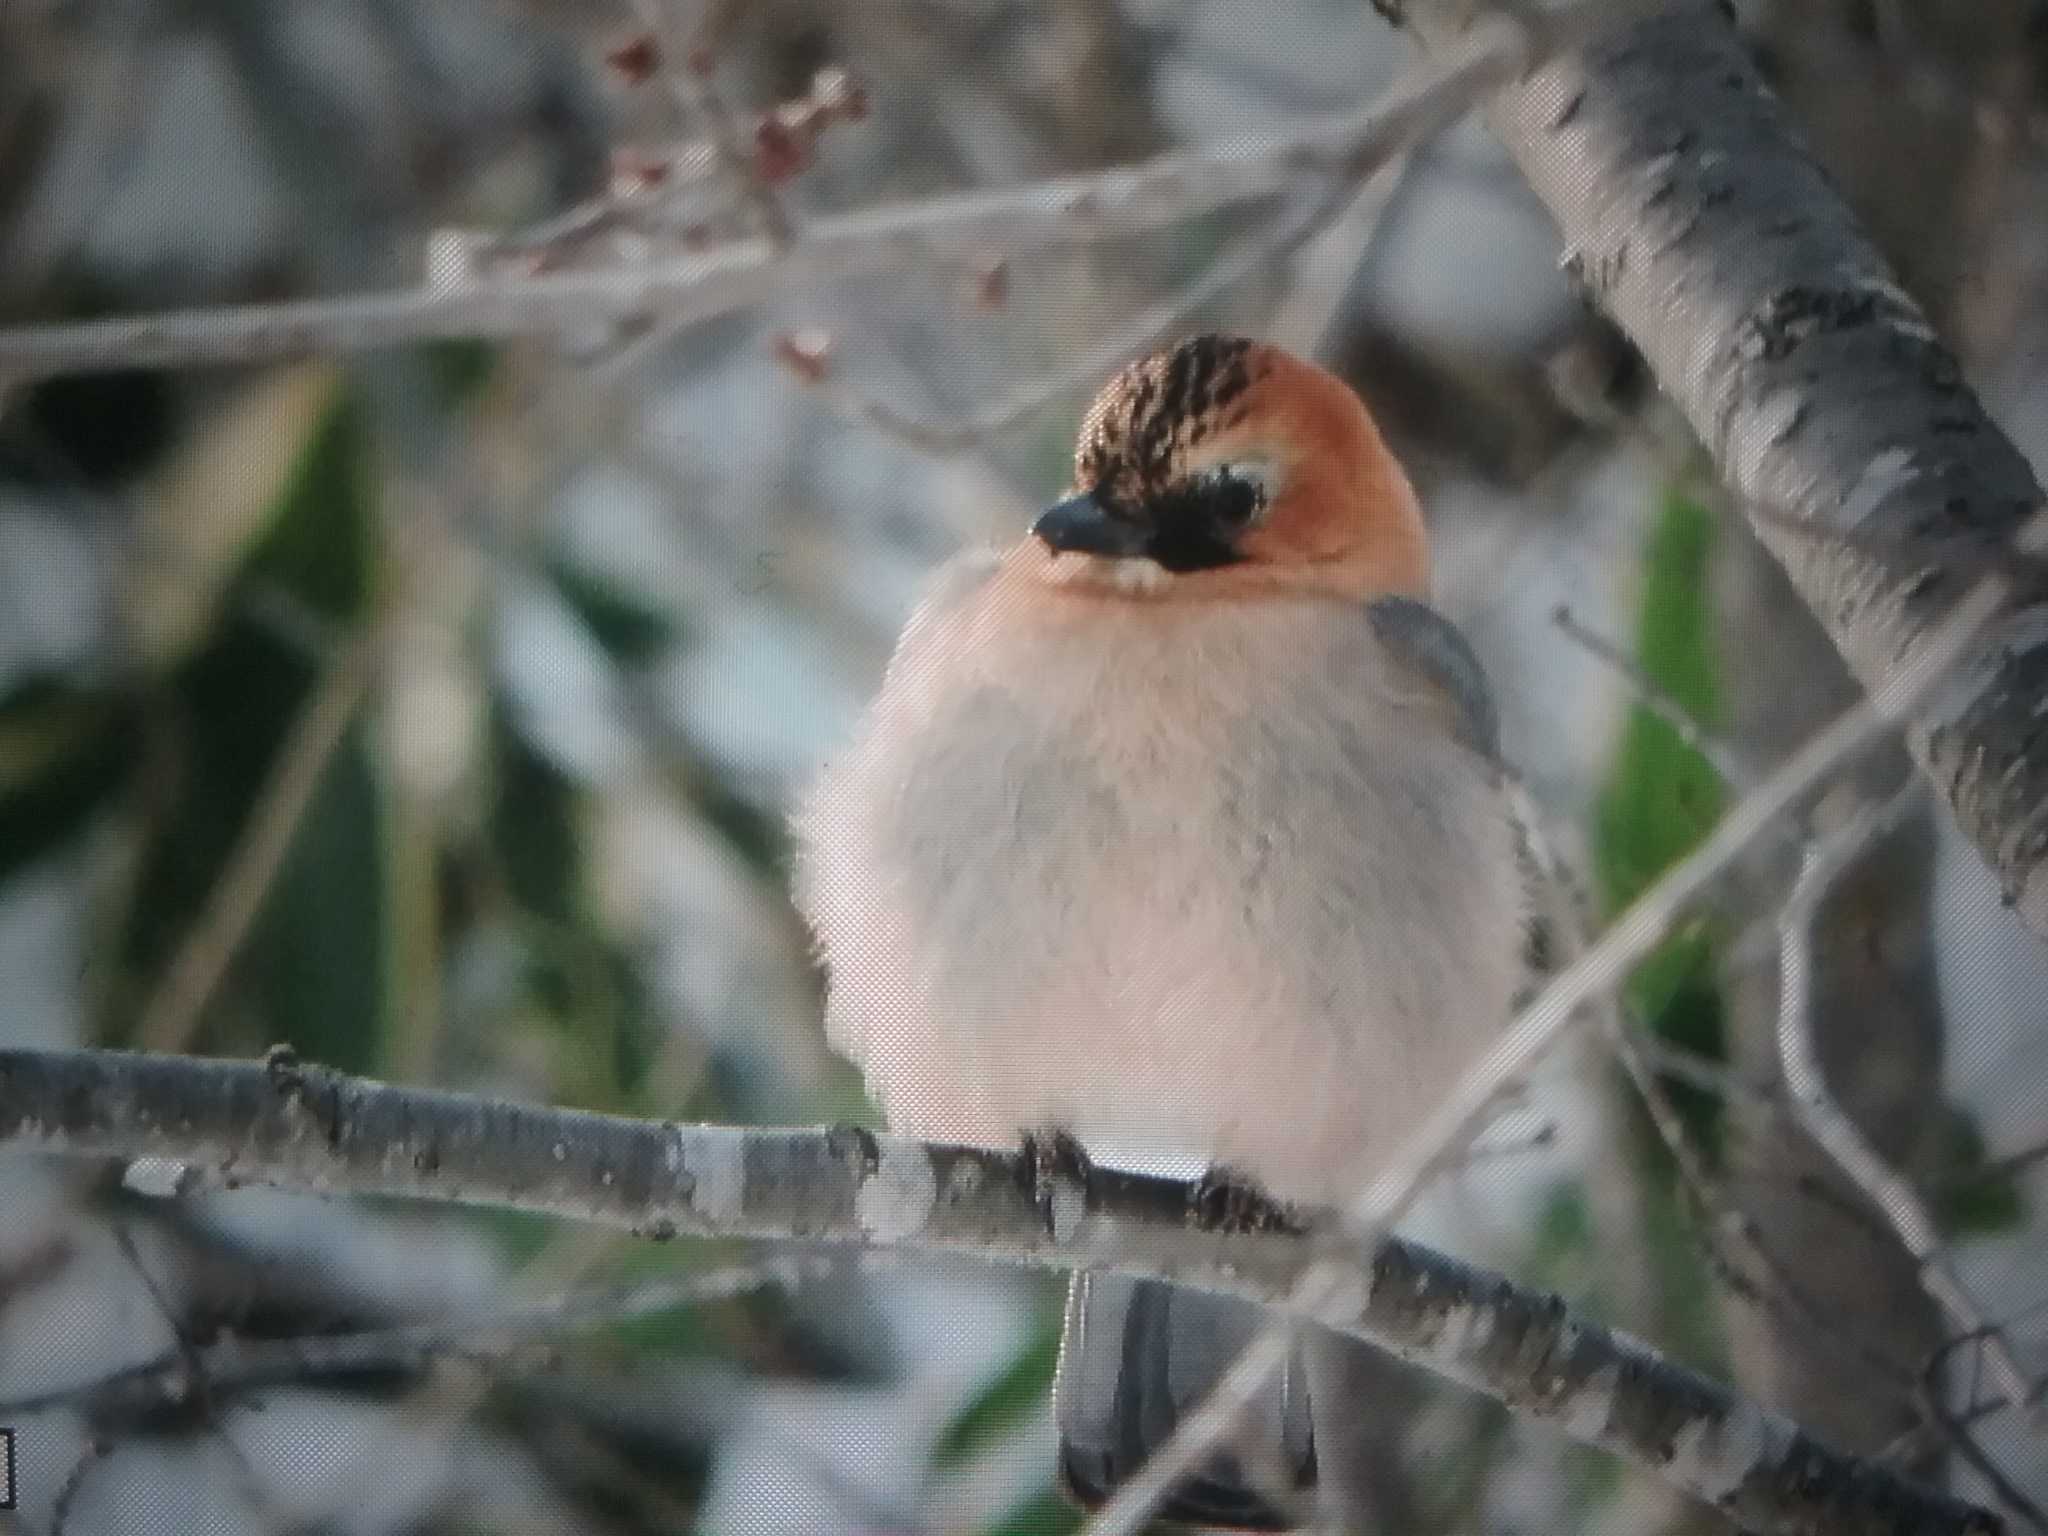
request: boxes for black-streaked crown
[1074,334,1270,507]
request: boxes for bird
[791,333,1540,1528]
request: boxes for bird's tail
[1053,1272,1316,1529]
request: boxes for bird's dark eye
[1210,474,1260,527]
[1193,464,1268,529]
[1134,460,1278,571]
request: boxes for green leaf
[1592,489,1725,911]
[1638,1144,1727,1371]
[487,701,582,926]
[981,1489,1083,1536]
[546,555,682,669]
[246,723,393,1072]
[467,1205,559,1267]
[0,686,138,884]
[601,1288,721,1360]
[689,765,791,877]
[1524,1184,1595,1296]
[932,1314,1062,1467]
[418,339,497,406]
[479,701,668,1110]
[245,391,376,621]
[1591,488,1729,1163]
[1932,1105,2029,1237]
[115,388,392,1072]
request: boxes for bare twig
[1778,784,2044,1430]
[443,144,725,270]
[777,175,1344,455]
[1553,602,1758,787]
[1939,1135,2048,1198]
[0,1045,2001,1536]
[0,0,1643,382]
[50,1434,113,1536]
[0,1255,836,1418]
[1873,1327,2048,1535]
[1920,1359,2048,1536]
[620,1,794,249]
[1622,1030,1775,1101]
[1608,1003,1923,1394]
[1265,151,1417,357]
[778,33,1435,458]
[134,619,390,1054]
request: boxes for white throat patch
[1098,557,1173,595]
[1038,551,1175,596]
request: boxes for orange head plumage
[1023,334,1429,602]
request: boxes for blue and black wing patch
[1364,594,1501,763]
[1366,596,1561,978]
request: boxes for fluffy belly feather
[793,574,1526,1208]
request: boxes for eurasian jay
[793,333,1537,1527]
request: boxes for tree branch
[0,14,1541,380]
[1378,0,2048,937]
[1778,784,2043,1430]
[0,1044,2002,1536]
[0,1253,833,1420]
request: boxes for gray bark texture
[0,1045,2002,1536]
[1717,526,1946,1464]
[1380,0,2048,936]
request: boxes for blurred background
[0,1,2045,1531]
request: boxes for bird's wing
[1364,594,1557,978]
[1363,594,1501,764]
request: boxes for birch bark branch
[0,1045,2002,1536]
[1377,0,2048,937]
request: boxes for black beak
[1031,493,1155,559]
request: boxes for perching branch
[0,1045,2000,1536]
[1379,0,2048,938]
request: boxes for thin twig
[782,174,1347,455]
[0,1255,836,1418]
[134,618,389,1053]
[1938,1135,2048,1197]
[622,0,794,249]
[1608,1004,1923,1393]
[1512,780,1919,1403]
[1921,1351,2048,1536]
[790,85,1416,459]
[448,143,726,267]
[49,1435,114,1536]
[0,0,1647,382]
[1553,602,1758,787]
[677,43,795,252]
[1778,783,2045,1430]
[1265,151,1417,357]
[1622,1031,1777,1100]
